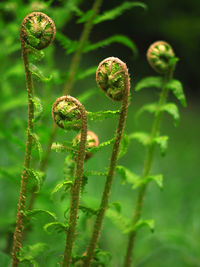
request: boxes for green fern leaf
[79,204,98,217]
[77,9,94,23]
[29,63,52,82]
[118,134,130,159]
[55,32,78,54]
[135,76,163,92]
[166,79,187,107]
[23,209,57,220]
[87,110,120,121]
[135,102,157,119]
[94,2,147,24]
[19,243,48,264]
[43,222,68,234]
[116,165,139,185]
[83,35,138,56]
[153,135,169,156]
[84,170,107,177]
[32,97,43,122]
[124,219,154,234]
[51,141,74,153]
[51,180,73,198]
[24,168,45,193]
[88,137,115,154]
[161,103,180,126]
[132,174,163,189]
[129,132,151,146]
[30,132,43,162]
[106,208,130,232]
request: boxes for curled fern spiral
[147,41,175,74]
[73,131,99,160]
[52,96,88,267]
[21,11,56,50]
[96,57,130,101]
[83,57,130,267]
[52,96,82,131]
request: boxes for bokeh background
[0,0,199,266]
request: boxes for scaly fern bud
[147,41,175,74]
[52,96,82,131]
[21,11,56,50]
[96,57,130,101]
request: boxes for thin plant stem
[63,0,103,95]
[11,19,34,267]
[52,96,88,267]
[39,0,103,173]
[11,12,55,265]
[123,72,173,267]
[83,58,130,266]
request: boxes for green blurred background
[0,0,199,266]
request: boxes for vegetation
[0,1,199,267]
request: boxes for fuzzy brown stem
[11,30,34,267]
[61,96,88,267]
[83,64,130,267]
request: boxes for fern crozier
[52,96,82,131]
[21,11,56,50]
[96,57,130,101]
[147,41,175,74]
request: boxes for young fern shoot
[123,41,184,267]
[83,57,130,266]
[52,96,88,267]
[11,12,55,267]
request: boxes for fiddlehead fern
[123,41,177,267]
[11,12,55,267]
[83,57,130,266]
[52,96,88,267]
[147,40,175,74]
[21,11,56,50]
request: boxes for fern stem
[83,58,130,266]
[11,24,34,267]
[56,97,88,267]
[63,0,103,95]
[39,0,103,174]
[11,13,55,265]
[123,73,172,267]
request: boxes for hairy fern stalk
[11,12,55,267]
[83,57,130,266]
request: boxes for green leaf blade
[94,2,147,24]
[166,79,187,107]
[161,103,180,126]
[29,63,52,82]
[124,219,154,234]
[153,135,169,156]
[83,35,138,56]
[135,76,163,92]
[129,132,151,146]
